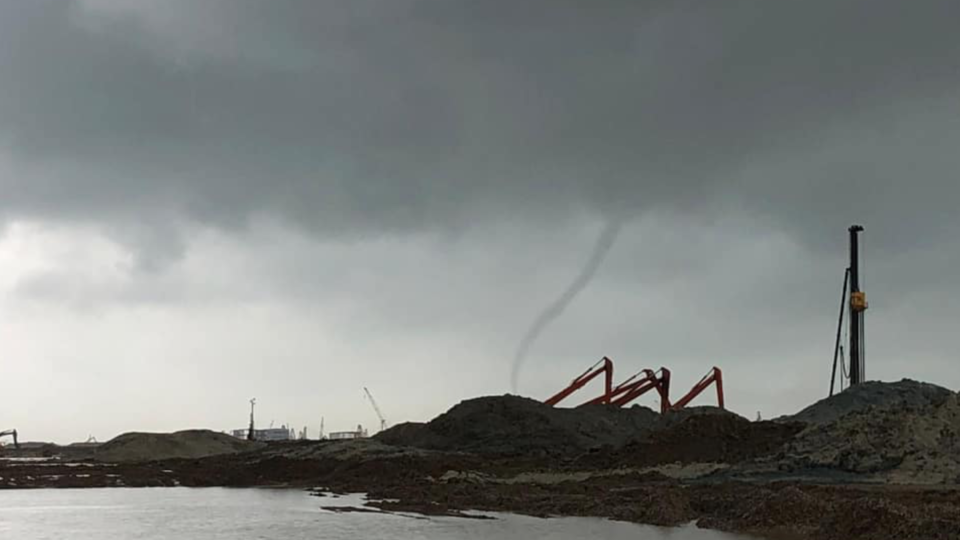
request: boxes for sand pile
[95,430,261,463]
[377,395,663,456]
[781,379,953,426]
[779,392,960,483]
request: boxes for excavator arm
[544,357,614,406]
[611,368,672,413]
[582,368,655,406]
[546,359,726,413]
[671,367,724,410]
[581,367,671,413]
[0,429,18,450]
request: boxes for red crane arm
[611,368,672,413]
[581,368,656,406]
[671,367,724,410]
[544,357,614,406]
[611,379,658,405]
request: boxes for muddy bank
[4,380,960,539]
[366,478,960,540]
[4,447,959,539]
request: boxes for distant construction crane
[363,387,388,433]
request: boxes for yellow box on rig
[851,291,868,312]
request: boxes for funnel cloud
[511,220,624,393]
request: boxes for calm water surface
[0,487,752,539]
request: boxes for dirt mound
[376,395,661,456]
[781,379,953,426]
[256,438,432,461]
[578,413,803,469]
[779,392,960,483]
[95,430,262,463]
[375,384,960,481]
[656,406,739,427]
[375,422,428,447]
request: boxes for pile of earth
[95,430,262,463]
[256,438,433,461]
[779,379,954,426]
[376,395,665,456]
[376,381,960,482]
[375,395,743,458]
[577,413,805,470]
[778,391,960,483]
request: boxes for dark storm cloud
[1,0,959,262]
[6,0,960,444]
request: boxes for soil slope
[377,395,664,456]
[781,379,953,426]
[95,430,261,463]
[780,393,960,483]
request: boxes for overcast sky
[1,1,958,443]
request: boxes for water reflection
[0,487,753,539]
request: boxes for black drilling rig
[830,225,868,396]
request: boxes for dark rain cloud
[2,0,959,396]
[1,0,958,263]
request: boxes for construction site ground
[2,380,960,540]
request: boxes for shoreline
[5,382,960,539]
[2,453,959,540]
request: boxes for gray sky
[1,0,958,443]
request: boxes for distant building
[328,425,368,440]
[230,426,294,442]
